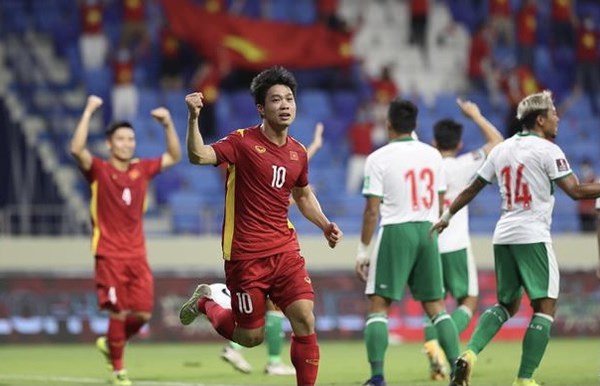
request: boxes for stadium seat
[168,191,204,234]
[298,90,332,121]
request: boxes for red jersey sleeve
[137,157,162,179]
[212,129,245,165]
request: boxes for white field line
[0,374,250,386]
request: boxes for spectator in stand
[488,0,513,47]
[346,102,375,194]
[574,14,600,116]
[191,61,224,140]
[317,0,346,32]
[369,65,399,150]
[120,0,150,57]
[515,0,537,70]
[408,0,430,66]
[501,64,543,136]
[78,0,108,70]
[578,158,597,232]
[550,0,576,48]
[467,22,495,94]
[159,23,185,91]
[111,46,138,121]
[370,65,398,106]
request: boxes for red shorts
[224,250,314,329]
[94,256,154,313]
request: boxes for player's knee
[236,334,264,348]
[234,329,265,348]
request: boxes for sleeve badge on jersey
[289,151,298,160]
[555,158,569,172]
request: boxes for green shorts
[365,222,444,302]
[441,247,478,299]
[493,242,559,304]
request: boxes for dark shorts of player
[94,255,154,313]
[224,250,314,329]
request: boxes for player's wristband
[440,209,453,223]
[356,242,370,261]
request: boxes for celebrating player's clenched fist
[85,95,103,112]
[185,92,204,117]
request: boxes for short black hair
[105,121,134,138]
[519,109,549,131]
[250,66,298,105]
[434,118,463,150]
[388,98,418,134]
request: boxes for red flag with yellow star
[161,0,353,70]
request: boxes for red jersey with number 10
[82,157,162,259]
[211,125,309,260]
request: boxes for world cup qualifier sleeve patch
[555,158,569,172]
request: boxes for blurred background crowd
[1,0,600,236]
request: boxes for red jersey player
[179,66,342,386]
[70,95,181,385]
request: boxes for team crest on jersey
[128,169,141,180]
[289,151,298,160]
[555,158,569,172]
[254,145,266,153]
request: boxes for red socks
[107,318,126,371]
[291,333,319,386]
[125,314,146,339]
[204,300,235,340]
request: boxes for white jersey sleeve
[542,145,572,181]
[438,148,486,253]
[362,155,384,198]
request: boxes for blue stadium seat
[289,115,319,146]
[298,90,332,121]
[83,67,112,100]
[168,191,204,234]
[290,0,317,25]
[179,165,224,197]
[331,90,361,117]
[268,0,291,22]
[0,1,30,34]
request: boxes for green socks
[451,305,473,333]
[431,311,460,365]
[467,304,510,354]
[364,313,388,377]
[265,310,285,363]
[518,313,553,379]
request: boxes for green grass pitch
[0,339,597,385]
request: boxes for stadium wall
[1,236,599,343]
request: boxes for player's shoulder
[287,135,308,152]
[225,125,260,141]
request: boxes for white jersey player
[421,99,503,381]
[433,90,600,386]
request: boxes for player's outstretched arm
[430,177,487,235]
[291,185,343,248]
[556,174,600,200]
[151,107,182,170]
[355,196,380,282]
[70,95,102,171]
[457,98,503,155]
[306,122,324,161]
[185,92,217,165]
